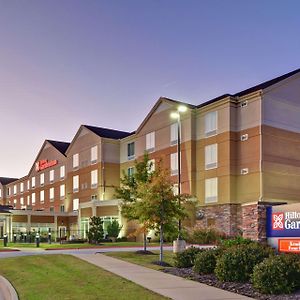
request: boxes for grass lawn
[0,241,165,249]
[0,254,168,300]
[105,250,175,271]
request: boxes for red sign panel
[278,239,300,253]
[35,160,58,172]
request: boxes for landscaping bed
[163,267,300,300]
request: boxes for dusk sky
[1,0,300,178]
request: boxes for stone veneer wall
[195,204,242,236]
[241,202,287,242]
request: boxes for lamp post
[171,105,187,253]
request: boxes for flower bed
[163,267,300,300]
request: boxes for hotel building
[1,68,300,241]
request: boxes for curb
[44,245,172,250]
[0,276,18,300]
[0,249,20,252]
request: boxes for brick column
[242,202,269,242]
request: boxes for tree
[115,153,154,251]
[137,165,187,263]
[88,216,104,244]
[107,220,122,241]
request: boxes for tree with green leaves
[137,165,187,263]
[115,153,154,251]
[88,216,104,244]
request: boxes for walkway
[0,276,18,300]
[74,253,254,300]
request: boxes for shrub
[215,243,274,282]
[187,228,223,245]
[174,247,204,268]
[219,236,253,248]
[116,236,128,242]
[252,254,300,294]
[193,248,221,274]
[107,220,122,238]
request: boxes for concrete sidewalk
[74,253,253,300]
[0,276,18,300]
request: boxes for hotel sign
[35,159,58,172]
[267,205,300,238]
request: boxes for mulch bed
[162,267,300,300]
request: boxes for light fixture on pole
[170,105,187,253]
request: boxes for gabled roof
[234,68,300,97]
[46,140,70,155]
[83,125,132,139]
[197,68,300,108]
[0,177,18,185]
[136,97,196,134]
[0,205,13,213]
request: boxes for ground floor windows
[80,216,119,239]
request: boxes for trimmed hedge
[252,254,300,294]
[174,247,204,268]
[193,248,220,274]
[187,229,224,245]
[219,236,253,248]
[215,243,274,282]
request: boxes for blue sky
[0,0,300,177]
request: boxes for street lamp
[170,105,187,253]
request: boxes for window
[205,177,218,203]
[27,180,30,190]
[170,153,178,175]
[0,189,2,198]
[49,170,54,183]
[91,194,97,200]
[146,132,155,152]
[73,198,79,211]
[49,187,54,201]
[31,177,35,188]
[60,165,65,179]
[60,184,65,199]
[40,190,44,203]
[91,146,98,163]
[27,195,30,205]
[20,197,24,206]
[7,187,10,196]
[127,167,134,177]
[91,170,98,188]
[32,193,36,205]
[127,142,135,160]
[73,175,79,192]
[20,182,24,193]
[73,153,79,168]
[148,159,155,173]
[40,173,45,186]
[50,207,54,212]
[13,199,17,207]
[205,144,218,170]
[170,123,178,145]
[60,205,65,212]
[13,185,17,195]
[205,111,218,137]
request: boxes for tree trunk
[143,230,147,252]
[159,224,163,263]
